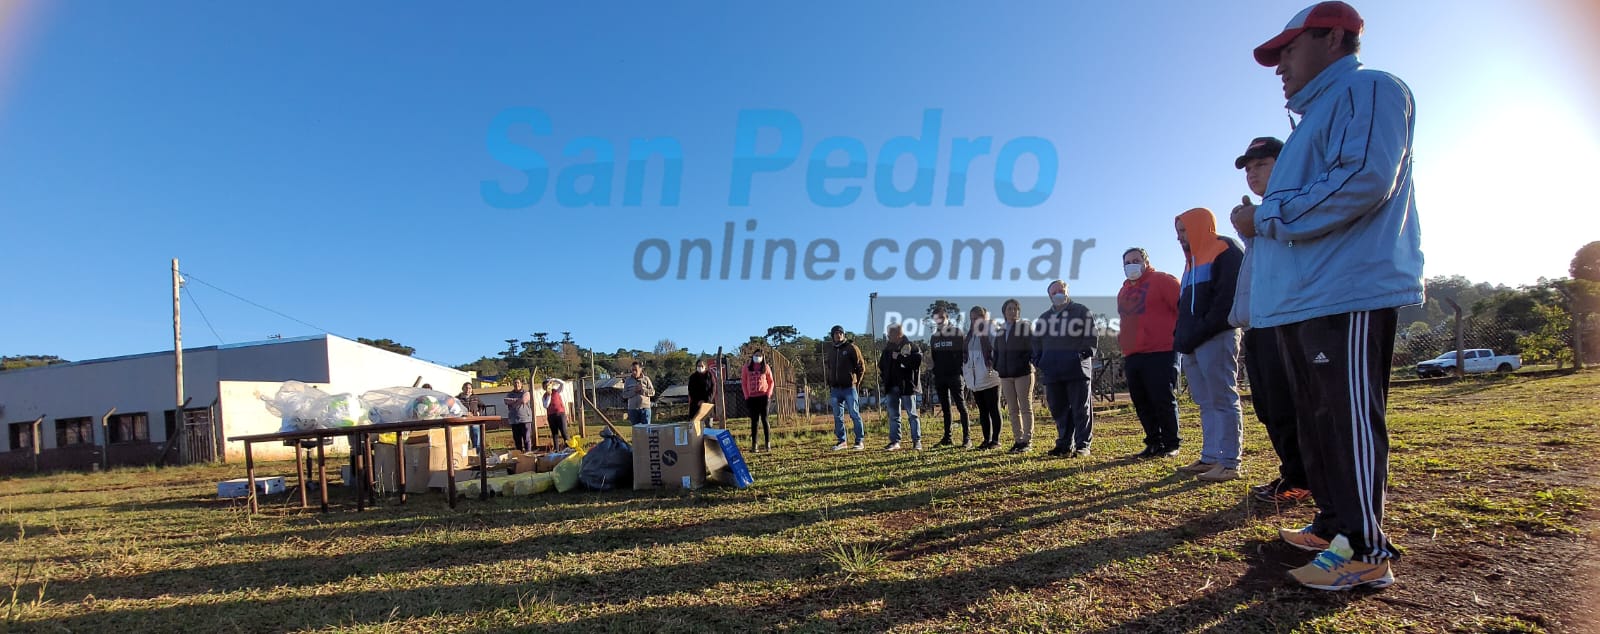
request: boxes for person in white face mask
[1032,280,1098,458]
[1116,247,1183,459]
[741,351,775,453]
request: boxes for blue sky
[2,1,1597,367]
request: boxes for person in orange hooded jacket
[1173,208,1246,484]
[1116,247,1183,459]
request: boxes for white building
[0,334,472,473]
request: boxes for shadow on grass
[29,499,1273,633]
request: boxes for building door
[179,407,216,464]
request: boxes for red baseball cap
[1254,1,1365,67]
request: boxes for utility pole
[173,258,185,460]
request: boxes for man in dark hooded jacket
[1173,208,1246,484]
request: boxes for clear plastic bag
[362,387,467,424]
[318,393,369,428]
[260,381,336,432]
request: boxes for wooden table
[229,416,504,513]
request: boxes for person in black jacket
[1032,280,1098,457]
[928,305,970,447]
[878,323,923,451]
[994,298,1036,453]
[687,358,715,425]
[1173,208,1246,483]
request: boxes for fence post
[1445,298,1465,379]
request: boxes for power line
[180,271,341,338]
[181,285,225,344]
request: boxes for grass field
[3,371,1597,633]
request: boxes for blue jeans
[628,408,653,426]
[1180,330,1242,469]
[886,389,921,444]
[469,424,483,452]
[831,386,864,443]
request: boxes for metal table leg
[316,438,329,513]
[445,424,458,509]
[244,441,258,514]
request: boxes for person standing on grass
[1033,280,1098,458]
[457,382,484,451]
[1229,137,1314,507]
[994,298,1037,454]
[542,378,570,450]
[688,358,716,424]
[1232,0,1423,591]
[622,361,656,426]
[928,305,972,448]
[878,323,924,451]
[1173,208,1246,482]
[1117,247,1183,459]
[503,378,534,452]
[741,350,775,453]
[824,325,867,451]
[963,305,1004,450]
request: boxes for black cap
[830,325,845,335]
[1234,137,1283,169]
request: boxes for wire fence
[559,310,1595,443]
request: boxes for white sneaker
[852,441,864,450]
[885,442,902,451]
[913,441,923,451]
[832,441,848,451]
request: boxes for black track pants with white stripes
[1275,309,1400,563]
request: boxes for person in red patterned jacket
[542,378,570,449]
[1117,247,1183,459]
[741,350,775,453]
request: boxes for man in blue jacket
[1231,0,1424,592]
[1033,280,1097,458]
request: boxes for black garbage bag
[579,429,633,491]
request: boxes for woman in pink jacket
[742,350,775,453]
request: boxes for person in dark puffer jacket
[993,298,1036,453]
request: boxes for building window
[56,417,94,447]
[8,422,34,452]
[110,413,149,444]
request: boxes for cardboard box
[467,452,512,469]
[536,451,573,473]
[430,468,485,490]
[218,477,285,499]
[403,442,433,493]
[632,422,705,490]
[703,429,754,489]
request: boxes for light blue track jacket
[1250,55,1425,328]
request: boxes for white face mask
[1124,263,1144,281]
[1050,292,1067,304]
[752,356,763,364]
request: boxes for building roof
[659,385,690,397]
[0,334,328,376]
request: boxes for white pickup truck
[1415,349,1522,378]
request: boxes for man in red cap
[1231,1,1425,592]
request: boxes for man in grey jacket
[622,361,656,426]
